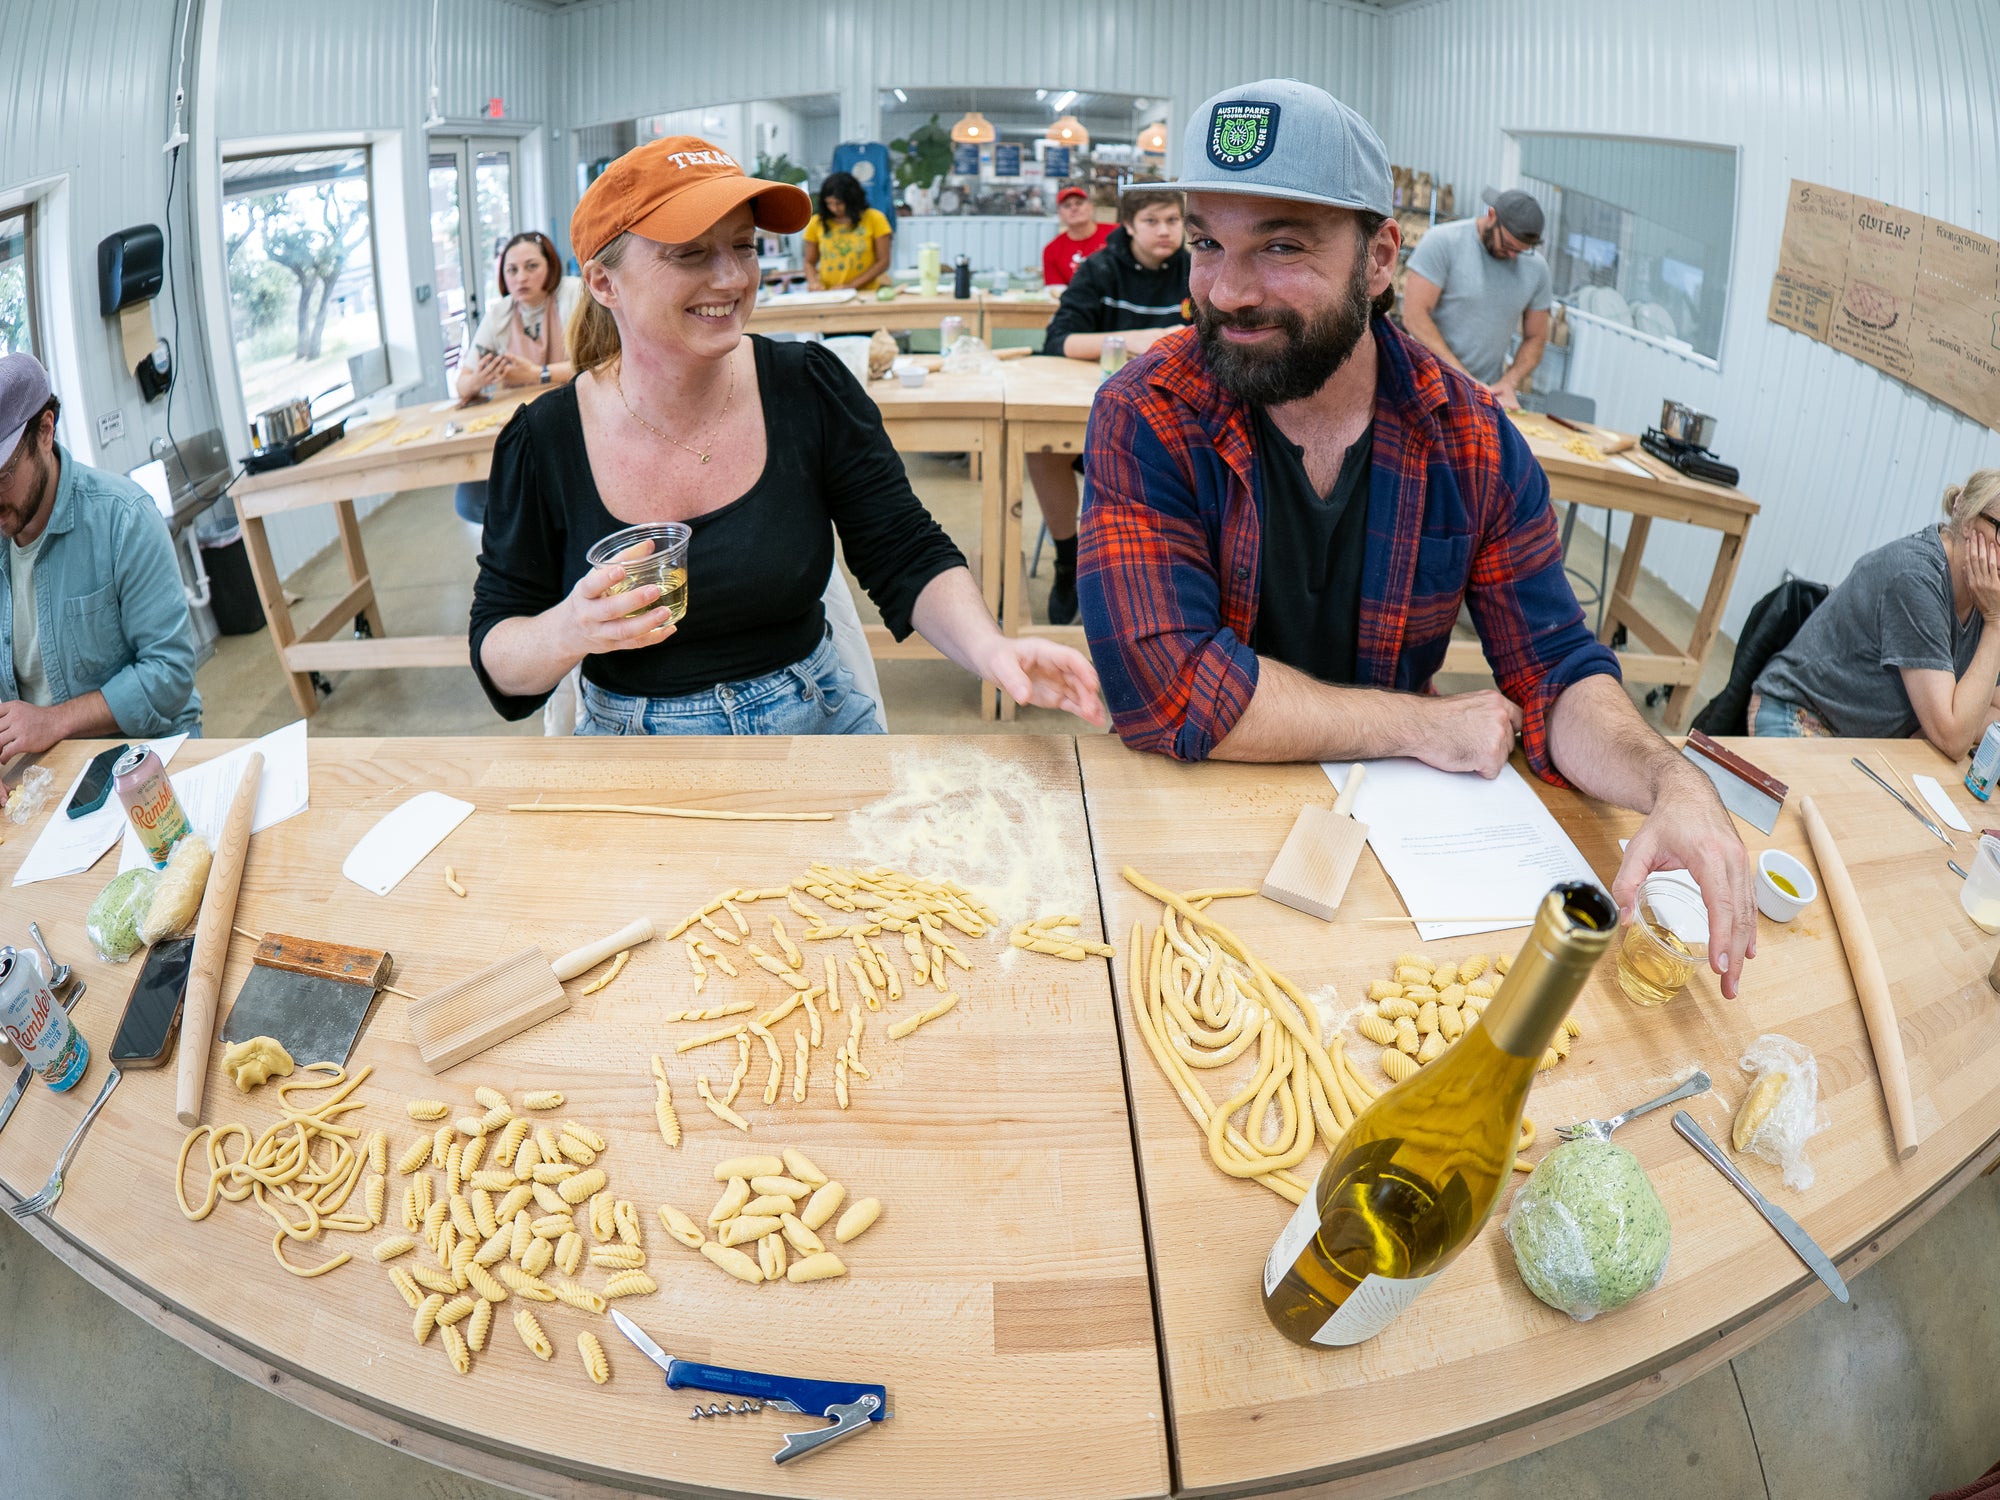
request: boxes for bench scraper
[220,933,392,1068]
[1681,730,1787,835]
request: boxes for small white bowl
[1756,849,1816,922]
[898,367,927,389]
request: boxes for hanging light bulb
[1045,114,1090,149]
[1138,120,1168,155]
[951,110,994,144]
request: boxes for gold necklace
[613,356,736,464]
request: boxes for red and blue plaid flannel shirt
[1077,317,1619,782]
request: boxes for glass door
[427,138,518,384]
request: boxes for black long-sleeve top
[469,336,965,719]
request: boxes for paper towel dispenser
[98,224,164,315]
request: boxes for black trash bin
[200,523,265,636]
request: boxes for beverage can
[114,744,191,867]
[939,315,965,353]
[0,946,89,1092]
[1968,722,2000,801]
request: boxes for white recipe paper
[11,735,189,886]
[1323,758,1601,941]
[117,720,311,872]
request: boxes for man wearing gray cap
[0,353,200,764]
[1401,187,1552,407]
[1076,79,1756,999]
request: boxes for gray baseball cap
[0,352,53,462]
[1481,188,1545,243]
[1163,78,1393,217]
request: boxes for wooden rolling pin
[175,753,264,1127]
[1799,795,1920,1158]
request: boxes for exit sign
[487,98,505,119]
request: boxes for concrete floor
[21,460,1985,1500]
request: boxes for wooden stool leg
[240,514,318,718]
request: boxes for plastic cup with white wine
[1615,882,1706,1007]
[587,521,691,623]
[1261,881,1619,1348]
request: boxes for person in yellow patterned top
[803,171,892,290]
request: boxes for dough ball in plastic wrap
[1733,1033,1825,1192]
[1504,1139,1671,1321]
[86,867,160,962]
[139,833,213,945]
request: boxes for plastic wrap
[139,833,212,945]
[867,328,898,378]
[4,765,54,823]
[1503,1139,1672,1321]
[86,867,160,963]
[1733,1033,1824,1191]
[940,335,1000,375]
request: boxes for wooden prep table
[745,291,974,339]
[977,290,1060,340]
[992,356,1759,731]
[3,733,1994,1499]
[1077,734,1998,1497]
[0,735,1165,1500]
[228,370,1008,722]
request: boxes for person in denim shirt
[0,354,201,764]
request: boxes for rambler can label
[0,946,89,1092]
[114,745,191,867]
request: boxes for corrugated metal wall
[215,0,556,577]
[1384,0,2000,633]
[550,0,1383,256]
[0,0,221,473]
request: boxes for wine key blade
[609,1309,890,1463]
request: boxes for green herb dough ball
[85,866,160,962]
[1507,1139,1671,1320]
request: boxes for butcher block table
[0,735,1166,1500]
[1076,734,2000,1497]
[745,291,971,339]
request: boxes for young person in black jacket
[1031,188,1191,624]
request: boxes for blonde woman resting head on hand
[469,137,1104,735]
[1752,468,2000,756]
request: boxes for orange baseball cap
[570,136,812,263]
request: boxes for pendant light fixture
[1137,120,1169,155]
[1046,114,1089,149]
[951,92,993,145]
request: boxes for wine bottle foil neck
[1483,882,1618,1058]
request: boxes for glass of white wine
[588,522,691,624]
[1616,880,1707,1007]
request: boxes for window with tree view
[0,205,38,359]
[223,147,384,426]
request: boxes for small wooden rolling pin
[1799,795,1920,1158]
[175,753,264,1127]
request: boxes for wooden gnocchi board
[0,735,1167,1500]
[1076,734,2000,1496]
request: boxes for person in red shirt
[1041,186,1111,288]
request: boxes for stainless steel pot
[1659,399,1718,450]
[252,398,312,452]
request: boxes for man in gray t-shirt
[1403,189,1553,404]
[1753,526,1988,740]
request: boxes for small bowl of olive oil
[1755,849,1816,923]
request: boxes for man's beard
[1194,256,1374,407]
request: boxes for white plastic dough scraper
[341,792,476,895]
[610,1309,890,1463]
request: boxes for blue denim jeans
[574,633,884,737]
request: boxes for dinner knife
[1673,1111,1849,1304]
[609,1308,889,1463]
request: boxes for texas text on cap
[1480,187,1546,244]
[0,351,53,461]
[1161,78,1393,218]
[570,136,813,265]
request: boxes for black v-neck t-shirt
[1250,409,1373,685]
[470,336,964,718]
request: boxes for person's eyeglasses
[0,438,29,491]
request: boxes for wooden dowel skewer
[508,802,833,823]
[1800,795,1920,1158]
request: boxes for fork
[1556,1070,1711,1143]
[7,1065,123,1219]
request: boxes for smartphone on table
[110,935,197,1067]
[66,742,130,819]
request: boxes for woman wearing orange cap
[470,137,1103,734]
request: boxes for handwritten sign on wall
[1768,180,2000,432]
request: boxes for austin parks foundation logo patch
[1207,102,1279,170]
